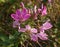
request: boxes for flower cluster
[18,21,52,41]
[11,1,52,42]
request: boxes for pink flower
[37,31,48,40]
[18,25,38,41]
[11,2,31,22]
[41,21,52,30]
[11,8,31,22]
[30,34,38,41]
[38,21,52,40]
[26,25,38,41]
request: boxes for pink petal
[38,8,41,13]
[18,28,26,32]
[41,6,47,16]
[11,14,20,21]
[37,32,48,40]
[20,8,31,21]
[25,25,31,30]
[16,9,21,16]
[30,34,38,41]
[42,21,52,30]
[21,8,28,16]
[20,2,25,8]
[22,14,31,21]
[31,28,37,33]
[40,27,45,32]
[48,0,51,3]
[13,21,20,28]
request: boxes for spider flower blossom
[37,21,52,40]
[11,8,31,22]
[18,25,38,41]
[38,4,47,16]
[18,21,52,41]
[11,3,31,28]
[11,2,30,22]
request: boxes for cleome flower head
[11,2,53,42]
[18,22,52,41]
[18,25,38,41]
[11,8,31,22]
[37,21,52,40]
[11,2,31,22]
[11,2,31,28]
